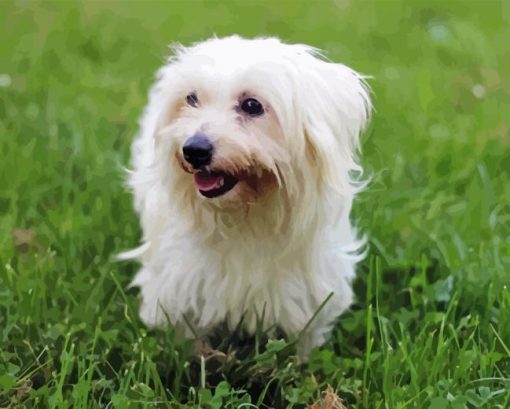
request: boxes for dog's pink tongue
[194,172,221,191]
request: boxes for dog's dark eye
[186,92,199,107]
[240,98,264,116]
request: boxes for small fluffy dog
[122,36,371,357]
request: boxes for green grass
[1,1,509,408]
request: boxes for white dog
[122,36,371,357]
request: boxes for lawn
[1,1,509,408]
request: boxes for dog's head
[149,36,370,212]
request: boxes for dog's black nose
[182,133,214,168]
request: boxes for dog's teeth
[219,177,224,187]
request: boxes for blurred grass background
[0,1,509,408]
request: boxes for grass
[1,0,509,407]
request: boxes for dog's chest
[152,232,319,331]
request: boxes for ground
[0,1,509,408]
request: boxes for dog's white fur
[123,36,371,357]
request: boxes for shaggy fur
[122,36,371,357]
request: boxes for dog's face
[151,36,370,211]
[171,81,285,207]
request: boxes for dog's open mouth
[194,170,239,198]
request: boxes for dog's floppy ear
[139,42,193,144]
[298,51,371,194]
